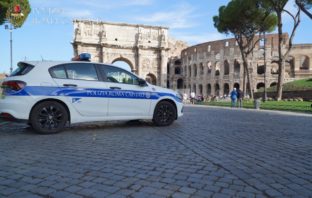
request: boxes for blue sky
[0,0,311,73]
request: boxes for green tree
[1,0,31,28]
[261,0,300,101]
[296,0,312,19]
[213,0,277,99]
[0,0,10,25]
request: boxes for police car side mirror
[138,78,148,87]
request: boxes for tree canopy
[0,0,31,28]
[0,0,10,26]
[213,0,277,98]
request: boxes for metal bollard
[254,99,261,110]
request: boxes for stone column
[135,47,140,76]
[159,49,167,87]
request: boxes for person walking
[230,88,238,108]
[190,91,196,104]
[237,88,243,108]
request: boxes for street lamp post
[9,23,13,74]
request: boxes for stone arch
[198,84,203,95]
[199,63,204,75]
[207,61,212,74]
[271,63,279,74]
[234,59,240,74]
[215,83,220,96]
[207,84,211,95]
[192,84,196,93]
[175,67,181,75]
[270,82,277,87]
[257,82,265,90]
[223,83,230,95]
[193,64,198,77]
[188,65,192,77]
[215,62,220,76]
[257,64,265,75]
[300,55,310,70]
[146,73,157,85]
[112,57,135,72]
[234,83,240,90]
[177,79,184,89]
[224,60,230,75]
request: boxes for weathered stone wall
[169,34,312,97]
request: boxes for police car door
[49,63,109,117]
[99,65,151,117]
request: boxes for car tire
[30,101,68,134]
[153,101,176,126]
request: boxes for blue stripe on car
[4,86,182,103]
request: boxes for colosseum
[168,34,312,97]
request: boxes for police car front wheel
[30,101,68,134]
[153,101,176,126]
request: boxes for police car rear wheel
[30,101,68,134]
[153,101,176,126]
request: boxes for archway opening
[300,56,310,70]
[257,82,265,90]
[224,60,230,75]
[177,79,184,89]
[199,84,203,95]
[146,73,157,85]
[207,84,211,95]
[234,60,240,74]
[112,58,133,72]
[234,83,240,90]
[224,83,230,96]
[215,83,220,96]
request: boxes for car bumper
[0,96,32,120]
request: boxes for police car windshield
[10,63,34,77]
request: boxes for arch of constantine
[72,20,172,87]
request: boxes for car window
[66,63,98,81]
[10,63,34,76]
[101,66,139,85]
[50,65,67,79]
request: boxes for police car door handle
[63,84,77,87]
[110,86,121,90]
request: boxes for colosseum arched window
[193,64,197,77]
[234,59,240,74]
[224,60,230,75]
[224,83,230,96]
[271,63,279,74]
[215,62,220,76]
[207,84,211,95]
[175,67,181,75]
[188,65,192,77]
[207,62,212,74]
[199,63,204,75]
[300,56,310,70]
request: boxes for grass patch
[202,100,312,114]
[257,78,312,92]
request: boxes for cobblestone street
[0,106,312,198]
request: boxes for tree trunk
[276,12,284,101]
[241,55,254,99]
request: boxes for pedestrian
[183,92,188,103]
[190,91,196,104]
[230,88,237,108]
[237,88,243,108]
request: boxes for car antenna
[40,55,45,61]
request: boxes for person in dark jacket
[237,88,243,108]
[230,88,238,108]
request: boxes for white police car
[0,53,183,134]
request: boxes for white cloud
[134,3,201,29]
